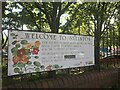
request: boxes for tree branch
[59,2,73,16]
[23,3,41,31]
[101,3,118,35]
[19,2,41,30]
[42,2,51,27]
[34,2,46,15]
[58,3,62,17]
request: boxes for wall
[2,68,119,89]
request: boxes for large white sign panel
[8,30,94,76]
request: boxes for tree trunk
[49,2,60,33]
[94,16,101,71]
[50,17,59,33]
[94,2,106,71]
[94,26,101,71]
[0,2,2,51]
[118,7,120,47]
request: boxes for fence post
[118,68,120,87]
[94,37,100,71]
[0,2,2,90]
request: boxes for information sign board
[8,30,94,76]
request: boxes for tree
[2,2,75,33]
[66,2,120,70]
[2,2,120,64]
[2,2,75,50]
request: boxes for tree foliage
[2,2,120,66]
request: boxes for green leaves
[27,56,31,59]
[14,68,23,74]
[12,40,18,45]
[27,61,32,65]
[21,40,28,45]
[33,61,41,67]
[34,56,39,59]
[53,64,59,69]
[40,65,45,70]
[15,43,21,48]
[11,39,41,75]
[35,68,40,72]
[25,49,31,55]
[17,63,25,67]
[32,46,37,49]
[11,47,18,55]
[14,68,20,73]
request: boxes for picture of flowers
[10,32,45,74]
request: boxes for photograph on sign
[8,30,94,76]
